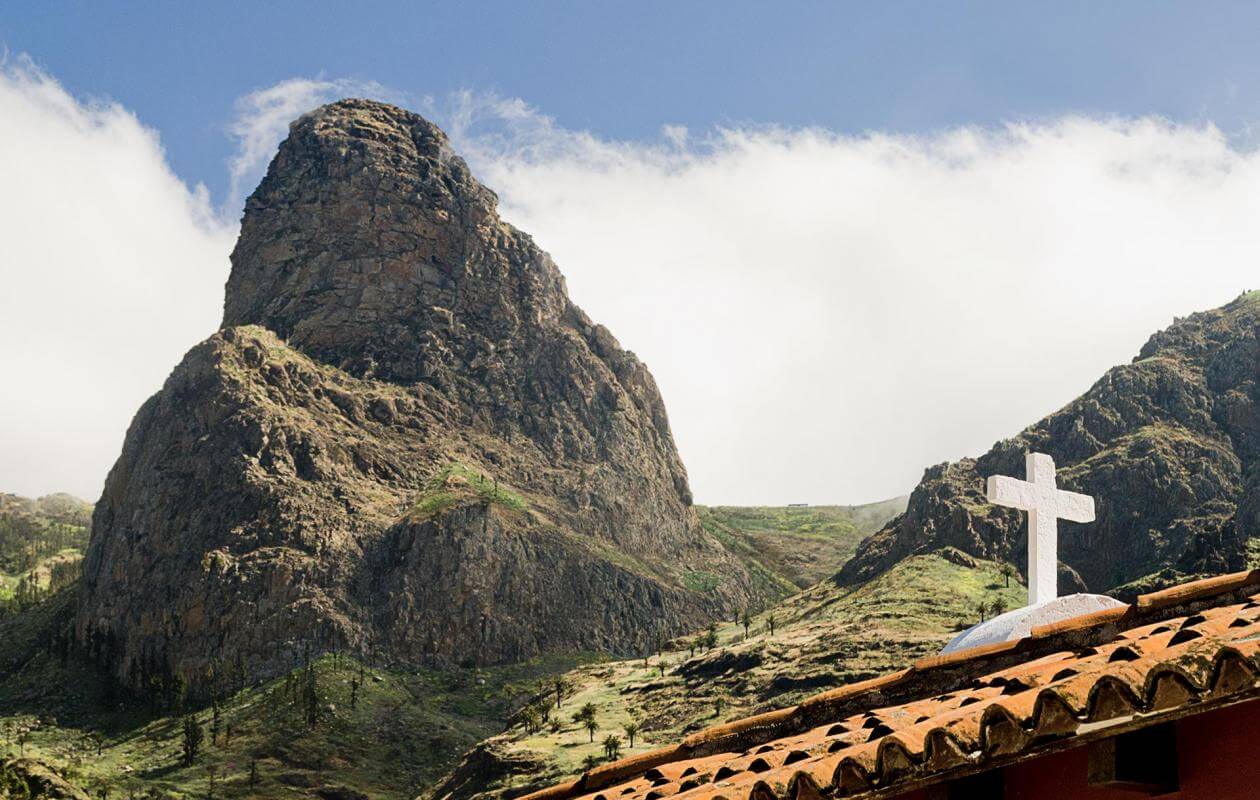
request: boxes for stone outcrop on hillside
[76,99,755,689]
[840,293,1260,594]
[0,759,90,800]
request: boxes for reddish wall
[890,698,1260,800]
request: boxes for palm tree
[603,734,623,760]
[766,612,777,637]
[521,706,542,734]
[1000,562,1017,588]
[992,596,1009,616]
[578,702,597,723]
[624,722,639,749]
[740,609,751,638]
[583,716,599,743]
[976,600,990,624]
[553,677,569,709]
[582,754,601,771]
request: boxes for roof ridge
[521,568,1260,800]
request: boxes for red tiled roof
[524,569,1260,800]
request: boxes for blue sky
[7,2,1260,205]
[5,4,1260,504]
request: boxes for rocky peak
[223,98,561,383]
[76,99,754,690]
[222,98,686,499]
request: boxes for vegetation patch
[682,570,720,594]
[408,463,530,522]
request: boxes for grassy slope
[697,497,908,594]
[0,497,916,799]
[0,590,594,799]
[439,551,1025,800]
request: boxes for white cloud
[445,97,1260,505]
[0,57,233,501]
[4,69,1260,508]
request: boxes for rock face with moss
[76,99,755,689]
[840,293,1260,595]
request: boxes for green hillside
[697,496,907,593]
[0,586,593,799]
[429,548,1025,800]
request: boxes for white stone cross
[986,453,1095,607]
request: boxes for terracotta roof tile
[534,569,1260,800]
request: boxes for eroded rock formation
[76,99,755,689]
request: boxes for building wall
[890,698,1260,800]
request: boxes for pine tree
[303,665,320,728]
[210,699,222,746]
[181,715,203,766]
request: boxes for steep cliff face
[76,99,755,688]
[840,293,1260,594]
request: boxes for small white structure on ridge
[941,452,1125,654]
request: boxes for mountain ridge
[839,291,1260,594]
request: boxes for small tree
[703,624,718,650]
[582,754,601,771]
[521,706,542,734]
[553,677,569,709]
[740,609,751,639]
[603,734,622,760]
[714,696,726,718]
[623,722,639,749]
[171,673,188,714]
[992,596,1009,616]
[577,702,597,724]
[303,666,320,728]
[350,677,359,710]
[181,715,203,766]
[766,612,777,637]
[1000,562,1017,588]
[976,600,990,624]
[210,700,222,746]
[583,716,599,743]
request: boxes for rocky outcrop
[0,759,90,800]
[840,293,1260,594]
[76,99,756,689]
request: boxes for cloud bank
[3,68,1260,506]
[0,58,234,501]
[445,95,1260,505]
